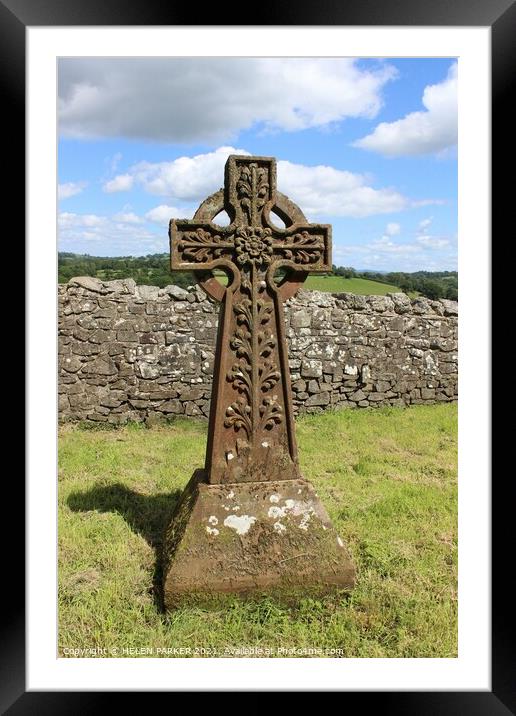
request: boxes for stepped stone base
[162,469,355,609]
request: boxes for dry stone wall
[58,276,458,425]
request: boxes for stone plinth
[162,470,355,608]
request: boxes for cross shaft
[170,155,331,484]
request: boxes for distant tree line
[58,253,192,289]
[332,265,458,300]
[58,253,457,300]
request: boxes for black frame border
[7,0,511,710]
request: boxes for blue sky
[58,57,457,272]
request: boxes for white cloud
[58,58,397,142]
[416,235,450,250]
[412,199,446,208]
[132,147,249,201]
[103,173,134,193]
[334,238,456,271]
[353,63,457,157]
[372,236,418,254]
[333,218,456,271]
[108,152,123,174]
[58,211,165,256]
[414,216,449,249]
[58,181,87,200]
[114,147,413,219]
[418,217,433,233]
[58,212,106,228]
[385,222,401,236]
[277,160,408,218]
[112,211,143,224]
[145,205,193,226]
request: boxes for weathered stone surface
[291,379,306,392]
[81,356,117,375]
[90,329,115,344]
[159,284,189,300]
[61,355,83,373]
[135,361,161,379]
[301,359,323,378]
[305,391,330,407]
[375,380,391,393]
[421,387,436,399]
[72,326,91,342]
[58,282,458,423]
[116,330,138,342]
[343,362,359,377]
[291,309,311,329]
[58,394,70,411]
[361,364,372,383]
[161,154,359,607]
[369,295,394,313]
[389,292,412,314]
[104,278,136,294]
[136,285,160,301]
[368,392,386,402]
[68,276,105,293]
[185,401,202,416]
[411,297,433,314]
[349,389,367,402]
[160,399,183,414]
[307,379,320,394]
[162,471,355,608]
[440,299,458,316]
[335,293,367,311]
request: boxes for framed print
[6,0,511,709]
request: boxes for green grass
[212,271,401,295]
[303,275,401,294]
[58,403,457,658]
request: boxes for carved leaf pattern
[255,167,269,214]
[224,397,252,437]
[259,362,280,392]
[225,266,283,439]
[260,397,283,430]
[178,228,230,263]
[226,361,252,394]
[258,332,275,358]
[280,231,324,264]
[236,168,252,221]
[236,163,269,223]
[226,279,253,433]
[257,300,273,325]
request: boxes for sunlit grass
[58,403,457,658]
[212,271,401,295]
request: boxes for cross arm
[170,220,235,272]
[270,224,332,274]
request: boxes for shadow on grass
[67,484,182,613]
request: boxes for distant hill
[357,269,390,275]
[58,252,457,300]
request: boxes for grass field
[58,403,457,658]
[303,275,401,294]
[212,272,401,295]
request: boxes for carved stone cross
[163,155,354,608]
[170,155,331,484]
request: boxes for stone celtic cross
[164,155,354,607]
[170,155,331,484]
